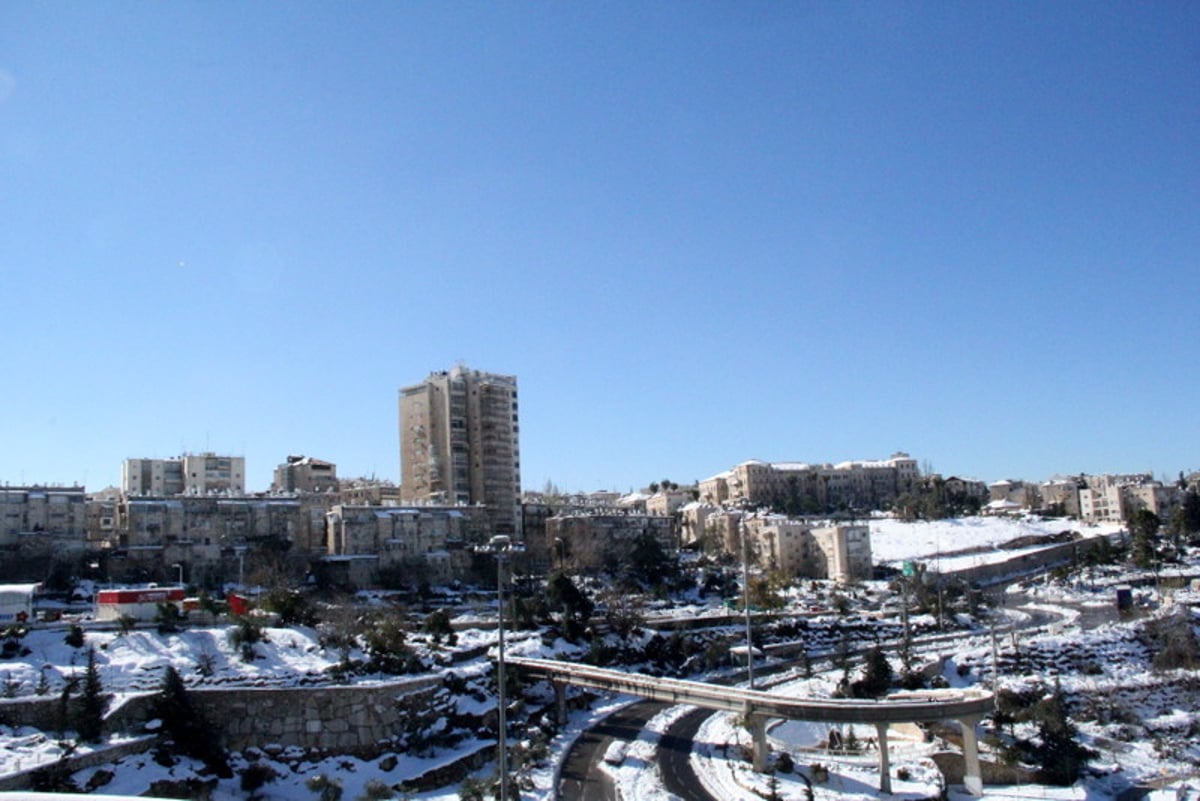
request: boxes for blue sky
[1,3,1197,494]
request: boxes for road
[557,699,669,801]
[554,591,1085,799]
[556,663,773,801]
[658,706,721,801]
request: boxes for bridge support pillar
[959,715,983,796]
[875,722,892,794]
[553,681,567,726]
[749,713,768,772]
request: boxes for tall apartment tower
[399,366,521,536]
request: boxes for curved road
[555,592,1076,800]
[659,706,720,801]
[558,699,668,801]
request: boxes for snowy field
[867,515,1125,566]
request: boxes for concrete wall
[939,532,1127,587]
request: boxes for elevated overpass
[509,656,993,795]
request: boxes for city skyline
[2,4,1197,493]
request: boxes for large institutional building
[398,365,521,536]
[699,453,920,513]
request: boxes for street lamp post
[172,562,184,587]
[478,535,523,801]
[739,508,755,690]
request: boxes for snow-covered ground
[2,515,1197,801]
[868,515,1125,567]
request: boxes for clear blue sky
[2,3,1197,493]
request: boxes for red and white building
[96,586,185,622]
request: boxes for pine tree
[155,665,231,777]
[855,645,894,698]
[76,646,107,743]
[1034,683,1092,785]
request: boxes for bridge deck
[508,656,993,724]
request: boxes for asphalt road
[658,706,721,801]
[557,699,669,801]
[556,668,762,800]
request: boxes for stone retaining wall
[0,737,158,792]
[2,675,445,755]
[0,696,63,733]
[109,676,444,752]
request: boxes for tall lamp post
[172,562,184,587]
[478,535,523,801]
[738,503,755,689]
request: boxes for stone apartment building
[545,512,676,575]
[322,504,488,588]
[699,453,919,513]
[102,495,323,587]
[0,486,87,545]
[1039,478,1083,517]
[399,366,521,538]
[1077,473,1181,524]
[645,488,697,517]
[272,455,338,493]
[707,511,872,583]
[123,453,246,496]
[0,487,88,575]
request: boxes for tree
[154,665,231,776]
[747,572,787,612]
[1129,509,1161,568]
[261,588,319,627]
[76,646,108,743]
[1033,684,1093,785]
[546,571,593,641]
[1182,490,1200,536]
[63,625,85,649]
[364,615,422,674]
[853,645,894,698]
[155,601,181,634]
[600,589,645,641]
[623,531,679,591]
[422,608,457,646]
[229,615,267,662]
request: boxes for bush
[363,617,422,674]
[240,762,279,797]
[64,625,85,648]
[356,778,392,801]
[1145,609,1200,671]
[261,588,318,627]
[422,608,457,646]
[229,616,267,662]
[306,774,343,801]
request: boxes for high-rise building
[399,365,521,536]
